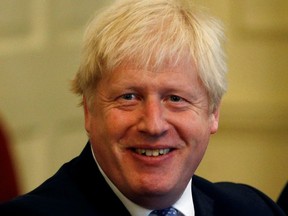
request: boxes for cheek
[89,113,123,169]
[177,115,211,158]
[97,110,137,146]
[177,113,211,141]
[105,111,131,133]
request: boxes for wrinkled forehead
[103,48,198,78]
[99,57,201,89]
[98,55,201,93]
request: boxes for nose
[137,98,169,136]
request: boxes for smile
[134,148,171,157]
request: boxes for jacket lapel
[192,176,215,216]
[70,142,131,215]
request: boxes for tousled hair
[71,0,227,111]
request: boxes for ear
[210,105,220,134]
[83,96,91,135]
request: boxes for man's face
[84,59,220,208]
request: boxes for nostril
[137,117,168,136]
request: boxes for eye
[120,93,137,100]
[114,93,140,110]
[165,94,191,111]
[169,95,183,102]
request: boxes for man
[0,0,285,215]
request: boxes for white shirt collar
[90,145,195,216]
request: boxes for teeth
[135,148,171,157]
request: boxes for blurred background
[0,0,287,203]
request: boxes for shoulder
[0,160,81,215]
[192,175,286,216]
[0,143,128,215]
[0,146,87,215]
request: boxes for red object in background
[0,119,19,202]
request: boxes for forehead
[105,55,198,80]
[99,57,202,92]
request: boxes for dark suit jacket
[0,142,285,216]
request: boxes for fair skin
[84,58,220,209]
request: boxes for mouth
[133,148,172,157]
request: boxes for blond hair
[72,0,227,111]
